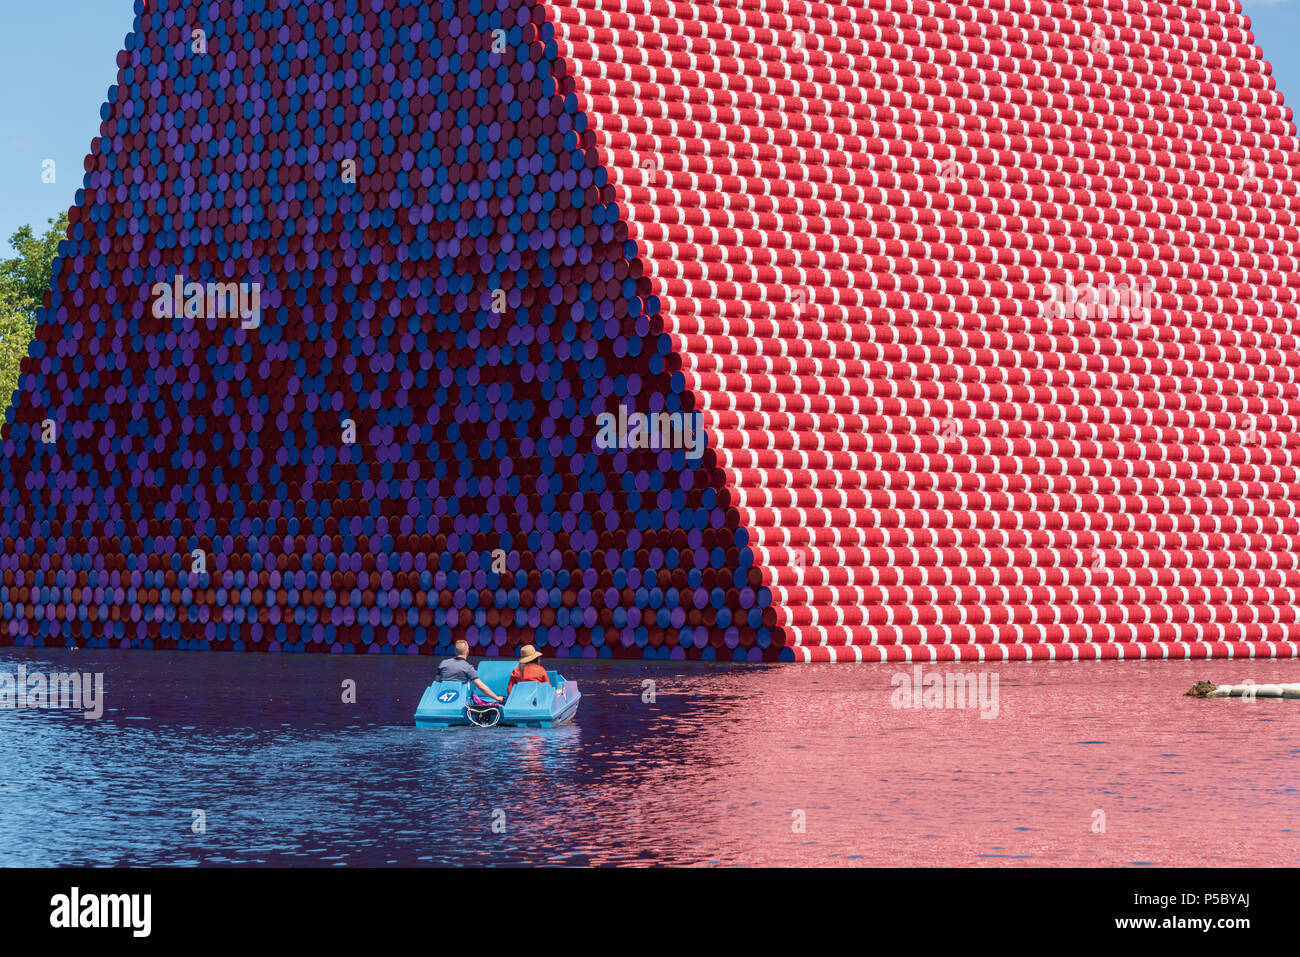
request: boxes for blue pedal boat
[414,660,581,728]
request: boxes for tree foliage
[0,213,68,418]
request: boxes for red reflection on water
[600,660,1300,866]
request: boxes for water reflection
[0,648,1297,865]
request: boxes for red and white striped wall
[543,0,1300,662]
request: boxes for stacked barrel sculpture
[3,0,1300,663]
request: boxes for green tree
[0,212,69,417]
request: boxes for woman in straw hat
[507,644,550,694]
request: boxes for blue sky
[1,0,1299,251]
[0,0,137,247]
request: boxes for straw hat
[517,644,543,664]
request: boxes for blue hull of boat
[414,660,581,728]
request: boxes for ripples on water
[0,647,1297,866]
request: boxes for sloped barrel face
[0,0,775,662]
[3,0,1300,666]
[546,0,1300,662]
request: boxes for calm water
[1,646,1297,866]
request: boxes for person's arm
[507,670,518,695]
[473,676,504,703]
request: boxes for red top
[508,663,550,694]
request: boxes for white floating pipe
[1205,683,1300,699]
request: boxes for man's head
[454,639,470,658]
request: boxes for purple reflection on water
[0,648,1297,866]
